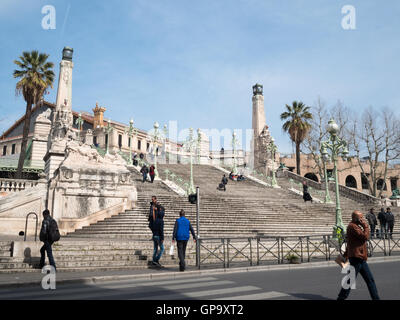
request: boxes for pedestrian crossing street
[0,276,292,300]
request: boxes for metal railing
[24,212,38,242]
[196,233,400,269]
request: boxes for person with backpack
[39,209,60,271]
[378,208,387,239]
[385,207,395,239]
[172,210,197,272]
[366,208,378,239]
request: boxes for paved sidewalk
[1,256,400,290]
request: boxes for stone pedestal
[31,113,52,169]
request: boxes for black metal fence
[196,233,400,269]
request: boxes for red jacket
[344,221,370,261]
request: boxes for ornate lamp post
[184,128,196,196]
[266,138,278,188]
[321,119,349,239]
[320,150,332,204]
[149,122,162,178]
[124,119,137,165]
[197,128,202,165]
[104,119,113,155]
[231,131,239,175]
[75,113,84,141]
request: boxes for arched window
[304,173,319,182]
[345,175,357,188]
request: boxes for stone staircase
[1,164,399,273]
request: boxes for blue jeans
[40,241,56,270]
[337,258,380,300]
[152,236,164,263]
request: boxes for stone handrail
[282,170,380,204]
[335,183,381,204]
[0,179,41,193]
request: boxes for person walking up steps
[39,209,60,272]
[172,210,197,272]
[149,164,156,183]
[150,204,165,268]
[140,164,149,183]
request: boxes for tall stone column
[251,83,267,173]
[44,47,75,181]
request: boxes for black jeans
[369,224,376,238]
[40,241,56,270]
[177,240,188,270]
[337,258,379,300]
[387,223,394,238]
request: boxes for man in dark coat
[221,175,228,191]
[366,208,378,239]
[39,210,57,271]
[378,208,387,239]
[385,207,395,239]
[151,205,165,267]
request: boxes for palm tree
[13,51,55,179]
[280,101,313,175]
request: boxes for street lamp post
[197,129,202,165]
[124,119,137,166]
[266,138,279,188]
[104,119,113,155]
[75,113,84,141]
[231,132,239,175]
[321,152,332,204]
[150,122,161,178]
[185,128,196,196]
[321,119,349,239]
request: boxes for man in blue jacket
[172,210,197,272]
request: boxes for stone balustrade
[282,170,381,204]
[0,179,41,193]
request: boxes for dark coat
[151,210,165,241]
[385,211,395,224]
[378,210,386,224]
[366,212,378,226]
[39,216,54,243]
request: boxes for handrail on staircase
[24,212,38,242]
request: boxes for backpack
[48,219,61,242]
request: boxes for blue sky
[1,0,400,153]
